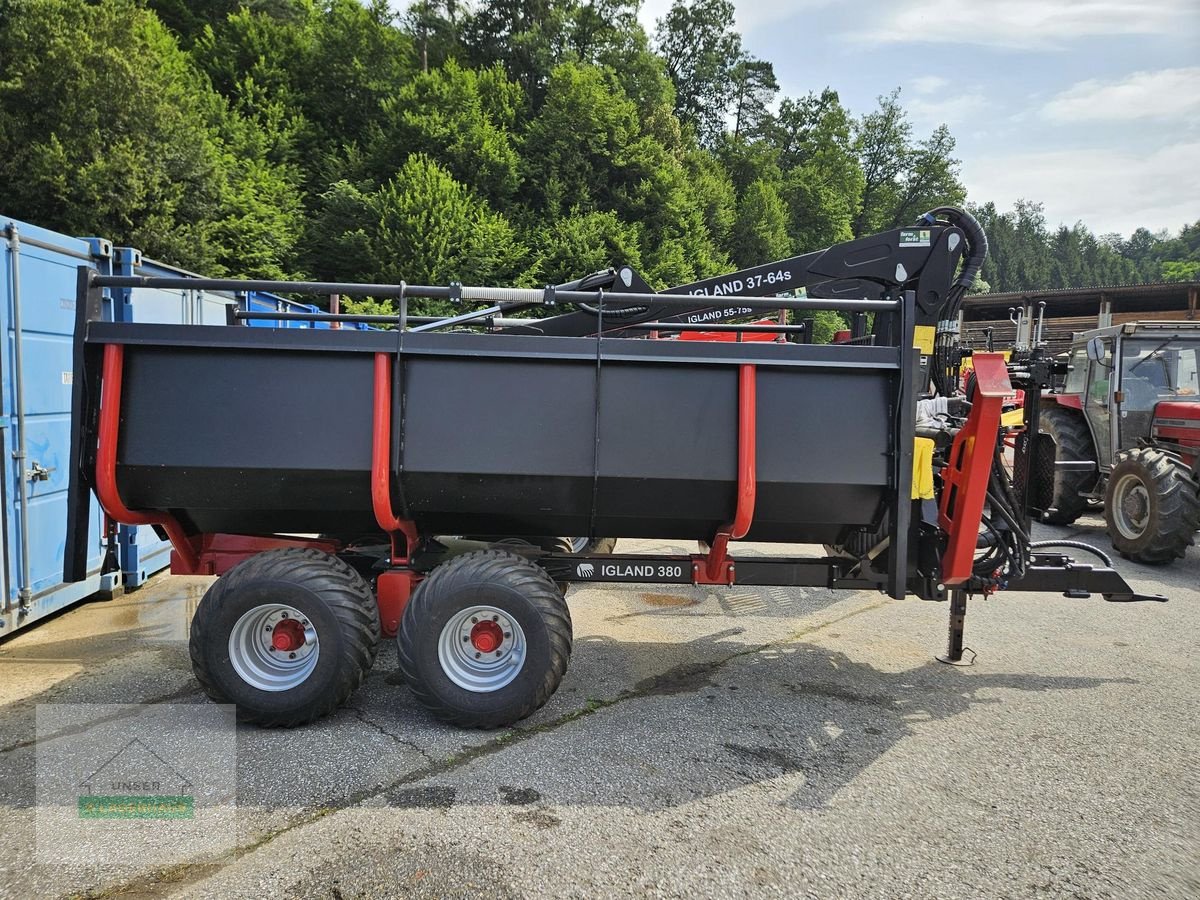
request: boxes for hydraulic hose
[917,206,989,397]
[1028,540,1114,568]
[568,268,649,318]
[920,206,989,294]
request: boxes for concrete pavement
[0,519,1195,898]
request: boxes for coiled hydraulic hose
[918,206,989,397]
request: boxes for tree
[144,0,245,46]
[728,178,790,267]
[683,149,737,250]
[520,63,641,220]
[852,89,964,236]
[294,0,415,184]
[461,0,573,100]
[654,0,741,145]
[312,155,528,315]
[363,60,523,208]
[368,155,527,286]
[528,210,642,283]
[770,89,864,251]
[0,0,303,276]
[405,0,464,73]
[729,57,777,142]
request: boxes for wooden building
[960,281,1200,354]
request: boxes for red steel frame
[937,352,1012,584]
[95,343,201,574]
[694,364,757,584]
[371,352,422,635]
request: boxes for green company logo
[76,738,195,820]
[899,228,931,246]
[78,795,194,819]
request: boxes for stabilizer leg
[937,588,976,666]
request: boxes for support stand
[936,588,976,666]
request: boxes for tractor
[1038,321,1200,563]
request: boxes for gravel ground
[0,518,1195,899]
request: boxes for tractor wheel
[189,548,381,727]
[1038,405,1097,525]
[1105,448,1200,565]
[569,537,617,554]
[397,549,572,729]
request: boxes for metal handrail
[92,273,897,314]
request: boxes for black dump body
[99,323,902,544]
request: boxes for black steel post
[886,291,918,601]
[63,267,105,584]
[937,589,975,666]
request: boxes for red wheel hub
[470,620,504,653]
[271,618,307,652]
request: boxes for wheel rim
[437,605,526,693]
[228,604,320,692]
[1112,473,1151,540]
[570,537,589,553]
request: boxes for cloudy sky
[636,0,1199,237]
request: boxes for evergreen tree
[654,0,741,145]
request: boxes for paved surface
[0,521,1196,898]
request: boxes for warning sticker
[899,228,932,248]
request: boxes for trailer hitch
[1006,553,1167,603]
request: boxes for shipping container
[1,218,115,637]
[3,213,381,633]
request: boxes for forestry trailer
[62,207,1164,729]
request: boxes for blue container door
[2,220,108,636]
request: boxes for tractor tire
[569,537,617,555]
[1104,448,1200,565]
[1038,405,1097,525]
[189,548,381,727]
[397,549,572,729]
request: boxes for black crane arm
[511,215,973,338]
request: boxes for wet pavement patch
[385,786,457,810]
[639,593,698,608]
[498,785,540,806]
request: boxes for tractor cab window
[1064,345,1089,393]
[1118,337,1200,452]
[1121,338,1200,404]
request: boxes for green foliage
[521,63,640,219]
[0,0,303,275]
[853,89,965,236]
[372,154,526,285]
[772,90,864,250]
[1162,259,1200,281]
[655,0,741,145]
[529,210,643,283]
[729,58,778,142]
[807,310,848,344]
[729,179,790,268]
[315,156,526,290]
[366,60,522,207]
[965,200,1198,292]
[0,0,1193,305]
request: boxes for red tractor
[1038,321,1200,563]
